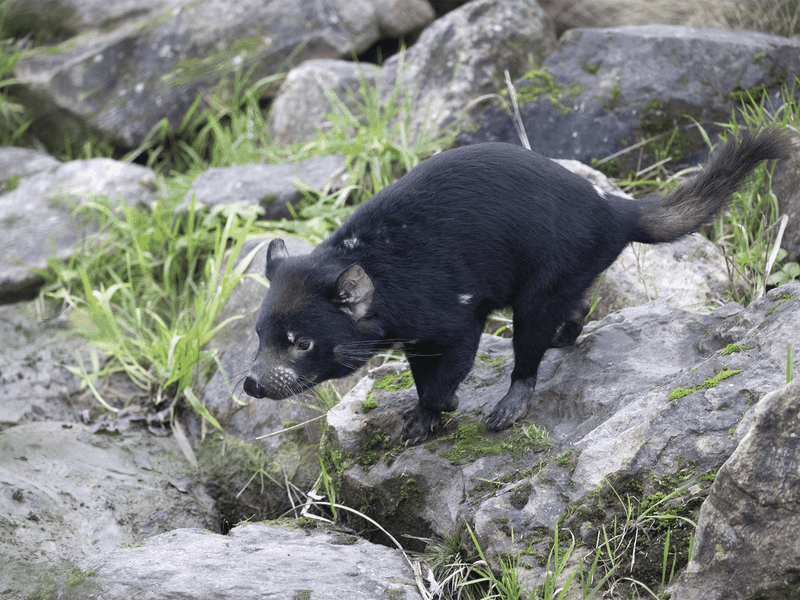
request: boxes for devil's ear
[265,239,289,281]
[336,265,374,321]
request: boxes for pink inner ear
[337,265,374,320]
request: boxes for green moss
[556,449,574,469]
[698,468,717,485]
[514,68,583,116]
[356,430,395,469]
[361,398,378,412]
[669,387,694,400]
[509,481,533,510]
[387,477,422,517]
[3,174,20,191]
[669,367,743,400]
[701,368,743,389]
[601,81,621,111]
[581,60,602,74]
[439,421,549,466]
[720,343,754,356]
[765,293,794,317]
[477,352,507,368]
[643,99,664,112]
[753,52,766,65]
[373,370,415,392]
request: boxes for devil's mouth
[249,377,320,400]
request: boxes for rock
[374,0,436,37]
[79,522,423,600]
[13,0,434,150]
[540,0,694,31]
[3,0,184,40]
[268,59,380,147]
[378,0,556,138]
[770,148,800,262]
[0,302,95,428]
[0,148,157,303]
[459,25,800,169]
[185,155,348,219]
[324,283,800,586]
[669,379,800,600]
[594,235,731,318]
[0,421,217,599]
[551,157,626,196]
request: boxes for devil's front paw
[485,378,536,431]
[401,408,441,445]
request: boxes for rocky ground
[1,0,800,598]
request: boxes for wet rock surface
[79,522,423,600]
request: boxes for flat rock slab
[80,522,423,600]
[0,302,94,428]
[0,421,217,599]
[186,155,347,219]
[0,147,157,303]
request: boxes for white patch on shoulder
[593,184,608,198]
[458,294,473,305]
[343,237,359,250]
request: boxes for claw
[401,407,441,445]
[486,378,536,431]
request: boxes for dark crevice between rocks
[197,435,321,535]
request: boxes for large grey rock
[185,155,348,219]
[325,283,800,587]
[0,302,94,428]
[0,148,157,303]
[268,59,380,147]
[460,26,800,169]
[378,0,556,138]
[771,148,800,262]
[0,421,217,599]
[595,235,731,318]
[540,0,695,31]
[13,0,435,149]
[3,0,184,39]
[670,379,800,600]
[80,522,423,600]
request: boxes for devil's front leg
[401,327,482,445]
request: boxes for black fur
[243,130,792,443]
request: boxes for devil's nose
[243,375,267,398]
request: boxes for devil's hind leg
[486,283,584,431]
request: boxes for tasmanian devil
[243,129,792,444]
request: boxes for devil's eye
[297,340,313,351]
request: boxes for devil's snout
[243,375,268,398]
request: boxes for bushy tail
[633,129,795,244]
